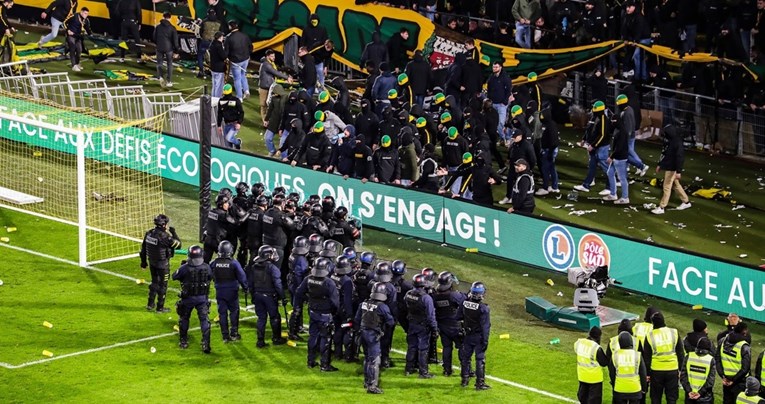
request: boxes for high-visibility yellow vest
[575,338,604,383]
[613,349,642,394]
[647,327,679,371]
[736,392,761,404]
[685,352,712,393]
[609,334,638,355]
[633,322,653,348]
[720,339,748,378]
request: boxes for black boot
[201,341,211,354]
[179,339,189,349]
[461,376,469,387]
[475,360,490,390]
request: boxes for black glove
[281,298,288,307]
[140,262,147,269]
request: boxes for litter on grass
[556,292,564,297]
[42,321,53,328]
[673,223,687,229]
[0,237,9,243]
[0,279,3,286]
[721,241,727,244]
[499,334,510,339]
[569,209,598,216]
[740,254,748,258]
[173,325,179,332]
[546,279,555,286]
[715,224,733,228]
[42,350,54,357]
[150,347,156,353]
[732,205,746,211]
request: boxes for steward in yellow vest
[607,319,638,364]
[716,323,752,404]
[633,307,660,351]
[736,376,765,404]
[574,326,608,404]
[608,331,648,403]
[680,337,716,403]
[642,312,684,404]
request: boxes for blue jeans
[211,72,224,98]
[682,25,697,54]
[421,4,436,21]
[658,97,675,125]
[197,40,211,73]
[540,147,559,190]
[265,129,277,154]
[223,123,241,148]
[632,39,652,81]
[515,23,532,49]
[607,159,629,199]
[414,95,425,107]
[493,103,508,140]
[582,146,610,188]
[305,86,316,98]
[315,62,325,86]
[40,17,63,45]
[278,130,289,159]
[627,137,645,170]
[230,59,249,99]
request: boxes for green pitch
[2,201,765,403]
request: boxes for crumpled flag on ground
[94,69,152,81]
[691,187,732,200]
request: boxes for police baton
[281,297,289,321]
[242,285,249,310]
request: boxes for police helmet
[312,257,331,277]
[391,260,406,275]
[469,281,486,300]
[219,187,233,198]
[421,268,437,288]
[437,271,458,292]
[251,182,265,197]
[375,262,393,283]
[187,245,204,266]
[215,194,231,209]
[218,240,234,259]
[320,248,338,259]
[342,247,356,260]
[255,195,269,207]
[370,282,388,302]
[321,239,341,256]
[153,214,169,227]
[335,256,352,275]
[412,273,426,288]
[310,203,323,217]
[235,182,249,196]
[359,251,376,265]
[308,194,321,205]
[258,245,278,262]
[285,199,297,211]
[292,236,309,255]
[272,194,286,206]
[273,186,287,196]
[308,233,324,254]
[288,192,301,204]
[334,206,348,220]
[322,195,336,211]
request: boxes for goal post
[0,105,165,267]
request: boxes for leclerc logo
[542,225,575,272]
[578,233,611,268]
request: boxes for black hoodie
[301,13,328,49]
[360,31,389,70]
[354,101,380,148]
[281,119,306,161]
[154,19,179,53]
[609,332,648,396]
[405,51,431,96]
[352,135,375,180]
[281,92,309,132]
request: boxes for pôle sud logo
[578,233,611,268]
[542,224,575,272]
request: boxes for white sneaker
[614,198,630,205]
[602,194,618,201]
[498,197,511,204]
[677,202,692,210]
[616,182,621,188]
[549,187,560,194]
[72,64,81,72]
[166,82,174,88]
[599,189,612,196]
[244,91,251,99]
[638,165,650,177]
[651,207,665,215]
[159,77,166,88]
[535,188,549,196]
[573,185,590,192]
[590,180,596,187]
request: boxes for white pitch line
[0,315,257,370]
[0,243,576,402]
[388,348,577,403]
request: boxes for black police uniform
[354,296,395,393]
[287,252,309,338]
[457,295,491,387]
[172,261,213,351]
[330,271,355,360]
[392,274,414,332]
[140,225,181,311]
[211,257,247,341]
[369,280,397,368]
[330,218,359,249]
[204,207,235,263]
[405,286,438,376]
[434,289,467,374]
[246,204,265,259]
[262,206,296,269]
[295,275,340,369]
[248,257,286,346]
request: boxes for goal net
[0,92,165,266]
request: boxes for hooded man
[280,118,306,163]
[352,134,375,182]
[354,99,380,148]
[404,50,431,106]
[609,331,649,403]
[684,319,712,355]
[334,125,356,176]
[373,135,401,184]
[413,144,440,192]
[736,377,765,404]
[643,312,684,404]
[680,337,716,403]
[398,127,419,187]
[607,319,637,364]
[575,326,608,404]
[360,31,388,71]
[301,13,327,50]
[372,62,397,116]
[499,129,536,205]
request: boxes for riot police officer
[354,251,376,306]
[330,206,360,248]
[302,204,331,238]
[246,195,268,259]
[248,245,287,348]
[262,194,296,270]
[204,194,236,263]
[140,214,181,312]
[421,267,440,364]
[294,257,340,371]
[232,182,251,265]
[458,281,491,390]
[372,262,398,368]
[172,246,213,353]
[355,282,396,394]
[404,273,438,379]
[321,195,336,224]
[331,255,355,361]
[211,240,248,342]
[287,236,310,340]
[391,260,413,333]
[306,233,324,266]
[434,271,466,376]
